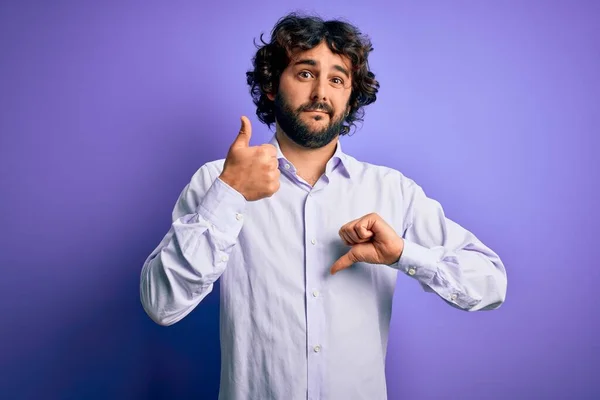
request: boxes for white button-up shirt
[140,134,507,400]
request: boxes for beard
[273,92,347,149]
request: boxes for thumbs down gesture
[330,213,404,275]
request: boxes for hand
[219,116,281,201]
[330,213,404,275]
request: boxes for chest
[230,176,406,279]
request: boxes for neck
[275,127,339,184]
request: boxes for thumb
[231,116,252,148]
[330,248,358,275]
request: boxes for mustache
[298,102,333,115]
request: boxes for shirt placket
[304,188,327,400]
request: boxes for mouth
[304,110,329,115]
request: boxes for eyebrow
[293,59,350,79]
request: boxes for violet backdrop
[1,1,598,399]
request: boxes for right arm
[140,116,279,326]
[140,163,247,326]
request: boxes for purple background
[1,1,598,399]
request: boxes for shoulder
[344,153,419,192]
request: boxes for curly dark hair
[246,12,380,136]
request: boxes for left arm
[392,180,507,311]
[330,180,507,312]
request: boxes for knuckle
[259,143,274,153]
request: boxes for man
[140,12,507,400]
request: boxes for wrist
[219,172,245,198]
[393,238,404,264]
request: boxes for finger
[231,116,252,149]
[354,224,373,241]
[344,225,362,244]
[339,230,353,246]
[363,213,390,235]
[343,221,371,244]
[330,249,358,275]
[338,216,365,244]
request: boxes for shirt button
[284,163,291,170]
[313,345,321,353]
[221,255,228,262]
[235,213,243,221]
[311,239,316,245]
[450,294,457,301]
[408,268,416,276]
[312,290,320,298]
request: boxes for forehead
[289,42,352,70]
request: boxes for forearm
[140,176,246,325]
[393,179,507,311]
[394,238,507,311]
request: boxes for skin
[221,41,405,274]
[266,41,352,186]
[219,116,280,202]
[330,213,404,275]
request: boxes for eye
[298,71,314,79]
[331,77,344,85]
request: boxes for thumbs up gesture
[219,116,281,201]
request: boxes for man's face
[269,41,353,149]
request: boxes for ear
[266,92,275,101]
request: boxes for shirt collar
[268,134,354,179]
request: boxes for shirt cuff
[196,177,247,237]
[390,240,438,284]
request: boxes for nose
[310,75,328,102]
